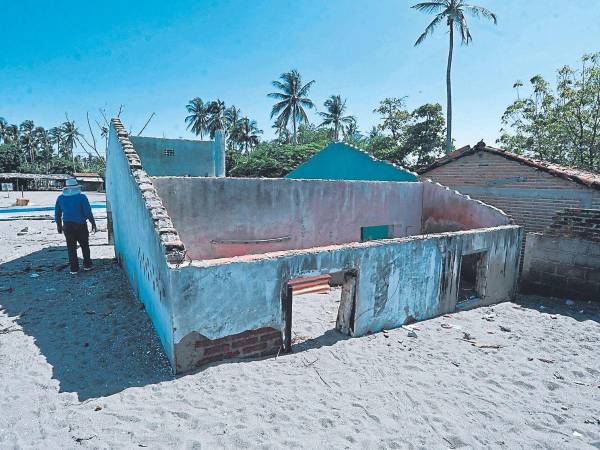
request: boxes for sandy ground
[1,194,600,449]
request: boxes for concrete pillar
[213,130,226,177]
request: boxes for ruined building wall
[421,180,511,233]
[130,132,225,178]
[151,177,424,260]
[521,209,600,300]
[171,225,522,372]
[106,120,186,366]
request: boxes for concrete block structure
[107,120,522,373]
[286,142,417,182]
[521,209,600,300]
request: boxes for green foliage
[0,143,21,172]
[498,53,600,173]
[0,116,103,175]
[229,125,328,177]
[365,99,445,170]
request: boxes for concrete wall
[130,130,225,177]
[521,209,600,300]
[286,142,417,182]
[152,177,424,260]
[106,120,187,366]
[422,181,511,233]
[172,225,522,371]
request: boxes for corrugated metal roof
[0,173,70,180]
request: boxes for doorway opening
[282,270,357,353]
[457,251,488,309]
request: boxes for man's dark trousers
[63,221,91,272]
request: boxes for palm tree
[19,120,35,163]
[207,99,226,138]
[272,119,291,144]
[412,1,497,153]
[233,117,262,153]
[268,70,315,144]
[185,97,209,139]
[318,95,356,141]
[224,105,242,149]
[61,120,80,169]
[49,127,63,155]
[0,117,7,144]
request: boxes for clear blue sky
[1,0,599,156]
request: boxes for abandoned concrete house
[106,119,522,373]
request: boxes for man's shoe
[83,262,93,271]
[70,270,79,275]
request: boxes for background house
[73,172,105,191]
[419,141,600,247]
[286,142,417,182]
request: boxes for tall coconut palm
[233,117,262,153]
[61,120,80,165]
[185,97,209,139]
[224,105,242,149]
[272,119,291,144]
[268,70,315,144]
[318,95,356,141]
[0,117,7,143]
[207,99,226,138]
[412,1,497,153]
[19,120,36,163]
[49,127,63,154]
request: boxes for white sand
[1,193,600,449]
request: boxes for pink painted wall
[152,177,424,260]
[421,181,511,233]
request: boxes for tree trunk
[292,110,297,145]
[446,21,454,153]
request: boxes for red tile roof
[419,141,600,190]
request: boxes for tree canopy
[498,52,600,173]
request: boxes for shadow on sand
[515,293,600,324]
[0,246,173,401]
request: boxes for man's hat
[65,178,80,188]
[63,177,81,196]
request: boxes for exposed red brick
[175,327,283,373]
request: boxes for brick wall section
[546,208,600,242]
[521,208,600,300]
[421,151,600,267]
[174,327,283,372]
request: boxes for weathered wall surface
[422,181,511,233]
[106,120,186,366]
[172,225,522,371]
[521,209,600,300]
[421,151,600,237]
[152,177,424,260]
[131,131,224,178]
[285,142,417,182]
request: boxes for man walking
[55,178,97,274]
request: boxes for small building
[73,172,105,191]
[107,119,521,373]
[419,141,600,252]
[0,173,70,191]
[129,131,225,177]
[286,142,417,182]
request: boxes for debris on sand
[499,326,511,333]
